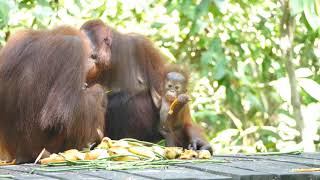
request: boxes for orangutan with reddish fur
[156,66,211,151]
[81,20,211,151]
[0,26,107,163]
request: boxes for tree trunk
[280,0,313,151]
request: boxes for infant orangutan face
[164,72,187,102]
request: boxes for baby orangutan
[155,67,211,151]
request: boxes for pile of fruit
[39,137,212,164]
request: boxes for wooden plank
[31,166,146,180]
[10,164,152,180]
[178,154,320,180]
[0,153,319,179]
[177,162,276,180]
[0,168,57,180]
[214,154,320,167]
[80,170,149,180]
[246,155,320,167]
[121,166,232,180]
[0,164,105,180]
[212,156,320,179]
[0,165,61,180]
[286,153,320,160]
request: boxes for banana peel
[38,137,212,164]
[152,146,165,157]
[96,137,112,149]
[108,147,140,161]
[164,147,183,159]
[110,140,130,148]
[40,149,85,164]
[40,154,66,164]
[61,149,84,161]
[128,146,156,159]
[0,159,15,166]
[108,147,130,155]
[114,156,140,161]
[179,149,198,160]
[85,149,109,160]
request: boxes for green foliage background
[1,0,320,153]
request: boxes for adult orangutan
[81,20,211,151]
[0,26,107,163]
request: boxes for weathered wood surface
[1,153,320,179]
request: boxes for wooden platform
[1,153,320,179]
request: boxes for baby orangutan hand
[177,94,190,104]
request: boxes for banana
[197,150,211,159]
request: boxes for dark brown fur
[106,91,162,142]
[0,26,106,163]
[101,28,166,141]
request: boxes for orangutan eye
[104,37,111,46]
[91,54,97,59]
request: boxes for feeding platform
[1,152,320,179]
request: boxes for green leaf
[32,5,53,25]
[290,0,304,16]
[181,0,195,20]
[209,39,226,80]
[315,0,320,16]
[200,51,212,65]
[213,0,226,11]
[226,86,244,118]
[295,68,313,78]
[298,78,320,101]
[0,0,10,28]
[195,0,211,18]
[214,57,226,80]
[36,0,49,6]
[190,20,208,35]
[304,0,320,30]
[151,22,165,29]
[74,0,82,9]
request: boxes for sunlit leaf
[226,86,244,119]
[315,0,320,16]
[295,68,313,78]
[74,0,82,9]
[290,0,304,16]
[304,0,320,30]
[213,0,226,12]
[36,0,49,6]
[214,58,226,80]
[181,0,195,20]
[298,78,320,101]
[151,22,165,29]
[259,126,280,139]
[200,51,212,65]
[270,78,291,102]
[212,129,240,143]
[209,39,226,80]
[195,0,210,18]
[0,0,10,28]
